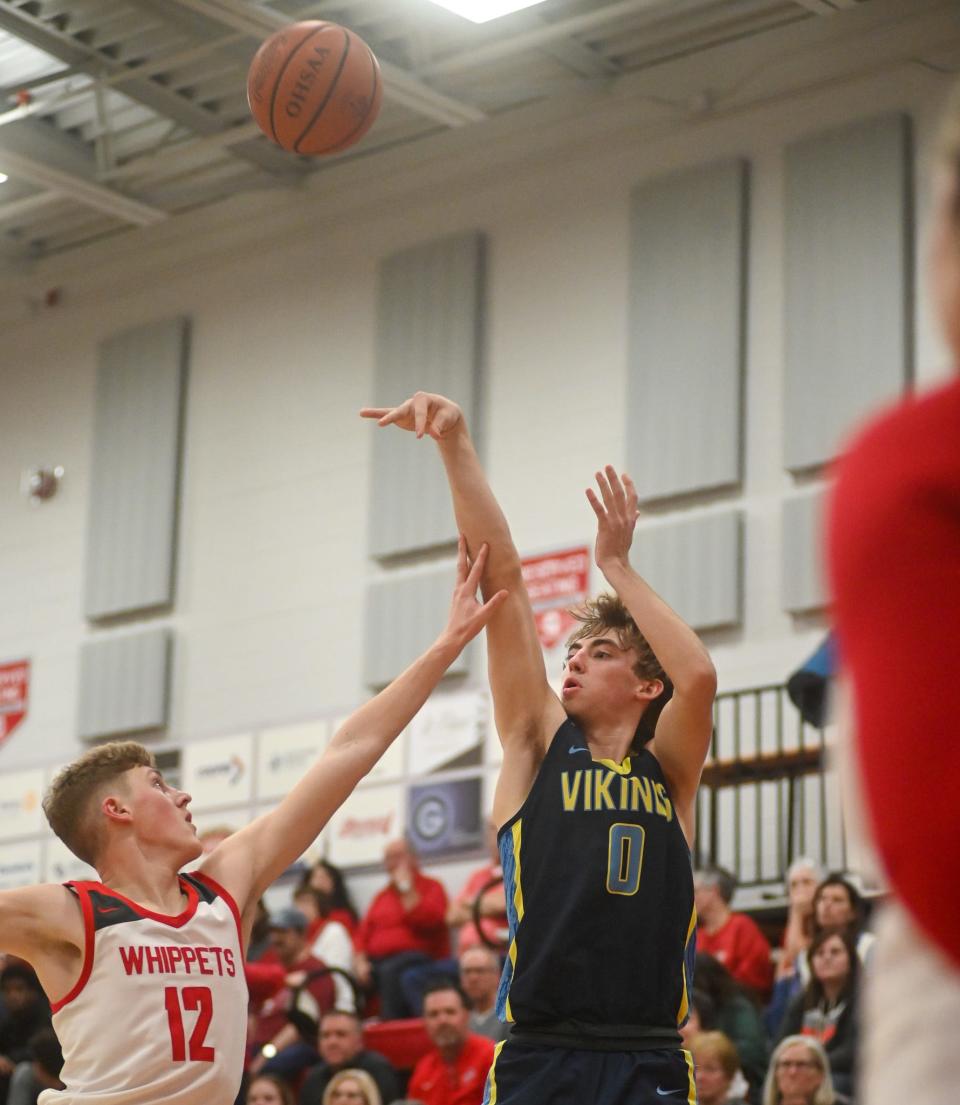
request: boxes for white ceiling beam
[0,190,64,225]
[789,0,838,14]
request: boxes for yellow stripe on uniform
[683,1047,697,1105]
[597,755,632,775]
[675,903,698,1025]
[504,819,524,1023]
[484,1039,507,1105]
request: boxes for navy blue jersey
[496,718,696,1043]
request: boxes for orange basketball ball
[247,21,383,156]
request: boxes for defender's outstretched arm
[587,466,716,840]
[202,537,506,927]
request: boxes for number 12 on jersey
[165,985,215,1061]
[606,823,645,895]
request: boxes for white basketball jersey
[39,872,248,1105]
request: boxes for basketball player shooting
[363,392,716,1104]
[0,539,505,1105]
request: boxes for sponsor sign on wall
[408,690,485,776]
[0,659,30,748]
[182,733,254,809]
[257,719,330,800]
[44,835,97,884]
[0,840,42,890]
[0,768,44,840]
[407,776,484,858]
[521,546,590,655]
[327,784,403,869]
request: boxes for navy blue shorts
[481,1040,697,1105]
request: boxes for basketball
[246,21,383,157]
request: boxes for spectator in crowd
[248,898,274,963]
[694,954,769,1098]
[248,1073,296,1105]
[321,1069,383,1105]
[801,877,874,980]
[251,908,336,1080]
[0,963,50,1103]
[778,859,824,980]
[446,820,507,954]
[695,867,774,1001]
[407,981,495,1105]
[679,988,717,1046]
[305,860,360,936]
[299,1010,399,1105]
[777,928,860,1100]
[6,1026,64,1105]
[762,1036,836,1105]
[458,947,509,1044]
[354,839,449,1020]
[294,886,357,1012]
[690,1031,747,1105]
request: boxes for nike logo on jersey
[568,745,590,754]
[99,906,124,914]
[655,1089,684,1097]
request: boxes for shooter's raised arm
[586,465,716,840]
[362,393,567,820]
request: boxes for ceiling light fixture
[426,0,549,24]
[0,172,8,184]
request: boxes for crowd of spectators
[0,839,876,1105]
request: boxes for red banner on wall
[521,547,591,649]
[0,660,30,749]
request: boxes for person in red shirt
[446,819,508,954]
[695,866,773,1000]
[407,980,496,1105]
[353,838,449,1019]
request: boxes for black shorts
[481,1039,696,1105]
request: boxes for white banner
[0,768,44,840]
[408,690,485,776]
[182,734,254,810]
[257,719,330,800]
[44,835,97,884]
[0,839,42,889]
[327,784,403,869]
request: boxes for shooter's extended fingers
[359,407,390,420]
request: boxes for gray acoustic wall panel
[84,317,189,620]
[369,232,485,559]
[782,488,827,613]
[365,565,470,687]
[634,509,743,631]
[783,114,910,472]
[627,160,747,502]
[78,628,172,740]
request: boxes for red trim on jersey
[50,882,96,1014]
[191,871,244,952]
[72,876,202,927]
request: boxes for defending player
[363,393,716,1104]
[0,538,505,1105]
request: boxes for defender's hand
[441,536,508,651]
[586,466,640,572]
[360,391,464,441]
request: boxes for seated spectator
[322,1068,383,1105]
[305,860,360,937]
[248,1073,296,1105]
[446,820,508,954]
[777,927,860,1100]
[778,859,824,981]
[354,839,449,1020]
[797,876,874,986]
[251,908,336,1081]
[763,1035,837,1105]
[248,898,274,963]
[299,1010,399,1105]
[0,963,51,1103]
[293,886,357,1012]
[407,981,495,1105]
[679,988,717,1046]
[696,866,774,1000]
[690,1031,748,1105]
[459,947,509,1044]
[6,1026,64,1105]
[695,954,769,1099]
